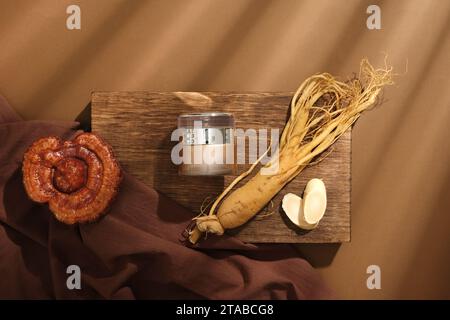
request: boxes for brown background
[0,0,449,299]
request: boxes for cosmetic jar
[177,112,235,176]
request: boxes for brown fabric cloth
[0,96,332,299]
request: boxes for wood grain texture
[91,91,351,243]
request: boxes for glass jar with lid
[177,112,235,176]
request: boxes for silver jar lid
[178,112,234,145]
[183,127,233,145]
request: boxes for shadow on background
[24,1,146,119]
[75,102,92,132]
[296,243,341,268]
[187,0,273,89]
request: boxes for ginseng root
[189,58,394,244]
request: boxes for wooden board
[91,91,350,243]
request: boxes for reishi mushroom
[22,133,122,224]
